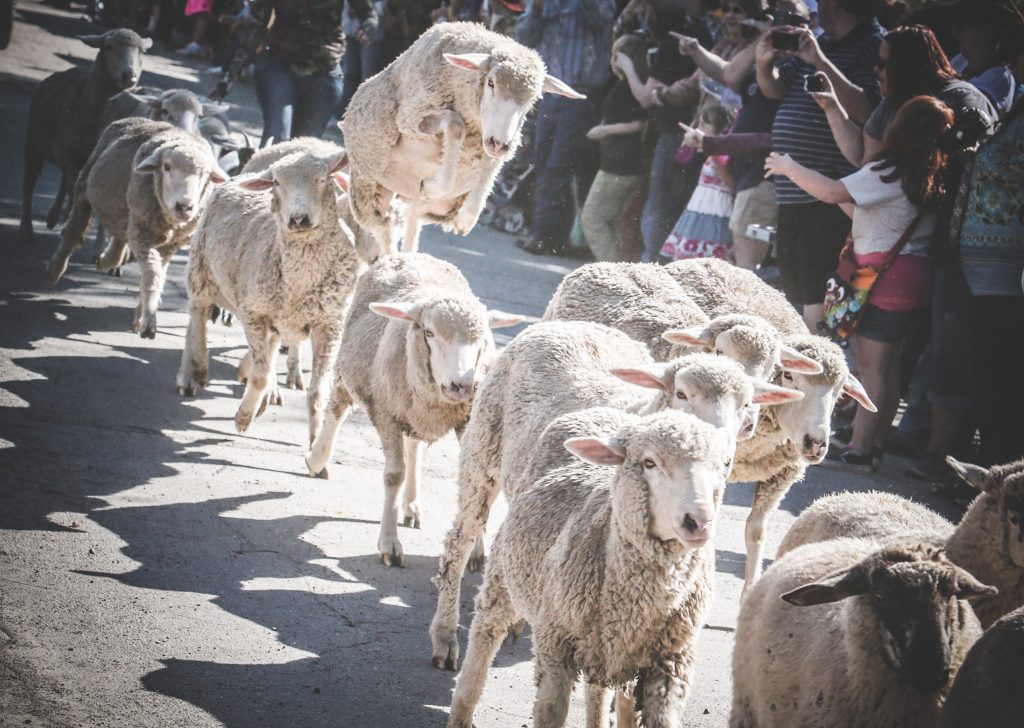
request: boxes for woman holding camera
[765,96,953,472]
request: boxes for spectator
[514,0,617,257]
[950,0,1024,117]
[177,0,213,59]
[249,0,378,146]
[580,34,649,262]
[661,104,736,261]
[339,1,389,120]
[765,95,954,472]
[756,0,883,331]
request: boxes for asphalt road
[0,5,963,727]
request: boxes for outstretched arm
[764,152,853,204]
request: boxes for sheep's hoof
[431,634,459,672]
[379,546,404,568]
[20,222,34,244]
[403,515,421,529]
[466,553,485,574]
[109,266,122,278]
[220,310,233,326]
[43,257,66,287]
[177,384,198,397]
[286,374,305,391]
[235,409,253,432]
[140,325,157,340]
[314,467,329,480]
[506,619,525,643]
[46,210,60,230]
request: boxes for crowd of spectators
[76,0,1024,493]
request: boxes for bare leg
[235,319,279,432]
[732,236,768,271]
[304,375,354,479]
[176,300,212,396]
[402,437,422,528]
[377,422,406,567]
[584,684,610,728]
[447,565,518,728]
[849,335,900,453]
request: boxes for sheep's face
[369,300,522,404]
[134,91,229,136]
[643,450,727,547]
[80,30,151,91]
[784,548,996,694]
[238,151,348,233]
[948,458,1024,566]
[136,146,226,224]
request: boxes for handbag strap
[876,209,926,276]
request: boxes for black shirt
[649,18,713,134]
[599,79,647,176]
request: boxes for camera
[939,106,994,153]
[771,29,801,51]
[805,73,827,93]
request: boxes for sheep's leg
[44,175,93,285]
[430,469,501,670]
[447,565,517,728]
[377,422,406,567]
[532,633,576,728]
[639,665,693,728]
[235,320,279,432]
[400,207,423,254]
[419,110,466,200]
[285,342,305,391]
[136,246,168,339]
[46,171,69,230]
[306,326,340,446]
[615,689,639,728]
[402,436,422,528]
[304,375,354,479]
[20,143,44,243]
[350,173,397,257]
[237,350,253,384]
[95,234,128,273]
[584,684,611,728]
[177,300,212,396]
[453,157,501,235]
[742,463,803,592]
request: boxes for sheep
[20,29,151,242]
[340,21,583,255]
[940,605,1024,728]
[543,262,824,377]
[447,408,733,728]
[731,539,995,728]
[303,252,523,566]
[99,86,230,139]
[44,119,226,335]
[176,143,358,446]
[776,457,1024,628]
[429,320,803,670]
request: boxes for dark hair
[883,25,958,109]
[837,0,880,20]
[613,33,651,82]
[953,0,1024,66]
[877,0,909,29]
[871,95,955,208]
[700,104,736,133]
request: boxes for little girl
[660,104,735,262]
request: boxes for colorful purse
[821,210,924,342]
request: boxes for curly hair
[870,95,955,209]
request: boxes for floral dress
[661,155,734,261]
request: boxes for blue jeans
[340,37,389,120]
[530,93,603,250]
[254,51,345,146]
[641,131,688,262]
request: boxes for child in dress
[660,105,736,262]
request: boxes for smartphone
[771,29,801,51]
[805,73,827,92]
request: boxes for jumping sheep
[304,252,522,566]
[429,320,802,670]
[176,142,358,445]
[340,21,583,254]
[731,539,994,728]
[21,29,151,242]
[778,457,1024,628]
[44,118,226,336]
[447,408,732,728]
[940,605,1024,728]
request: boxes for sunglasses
[875,58,889,71]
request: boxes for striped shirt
[771,20,883,204]
[516,0,617,91]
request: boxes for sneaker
[176,42,206,59]
[822,447,879,474]
[905,452,950,483]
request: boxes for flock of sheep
[20,20,1024,728]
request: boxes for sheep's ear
[139,38,153,51]
[78,34,106,49]
[134,151,162,173]
[662,325,714,350]
[444,52,492,73]
[129,92,162,110]
[610,365,672,393]
[779,345,824,374]
[487,310,524,329]
[325,150,349,175]
[951,566,998,601]
[237,169,275,191]
[200,100,230,117]
[209,134,242,152]
[369,301,419,323]
[842,374,877,413]
[208,166,228,184]
[543,74,586,100]
[946,457,997,494]
[751,379,804,405]
[332,171,350,192]
[781,566,869,606]
[564,437,626,466]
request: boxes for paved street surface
[0,5,962,727]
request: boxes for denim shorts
[858,304,929,343]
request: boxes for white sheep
[99,86,230,140]
[940,605,1024,728]
[21,29,151,242]
[303,252,523,567]
[447,408,732,728]
[44,118,226,337]
[731,538,993,728]
[340,21,582,254]
[429,320,803,670]
[778,457,1024,628]
[176,142,358,445]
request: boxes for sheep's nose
[288,214,312,230]
[681,513,713,543]
[122,72,138,87]
[484,137,510,158]
[802,436,827,463]
[175,201,194,215]
[443,381,472,403]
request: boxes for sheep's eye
[873,590,889,604]
[1009,513,1020,526]
[163,162,170,172]
[724,458,733,471]
[487,78,495,89]
[424,329,435,338]
[783,371,794,382]
[714,348,723,356]
[272,179,280,187]
[642,458,656,470]
[675,390,687,400]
